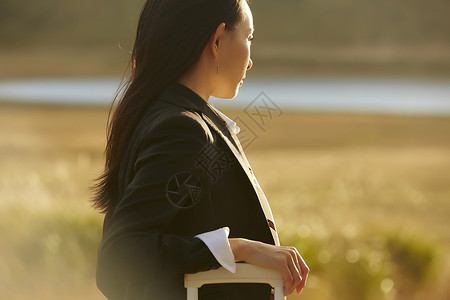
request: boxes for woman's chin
[212,83,242,99]
[234,80,243,93]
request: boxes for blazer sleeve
[96,114,223,295]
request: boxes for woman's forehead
[239,5,254,32]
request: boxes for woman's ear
[210,22,226,57]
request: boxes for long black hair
[92,0,248,213]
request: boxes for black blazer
[96,82,276,299]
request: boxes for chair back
[184,263,285,300]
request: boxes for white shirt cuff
[194,227,236,273]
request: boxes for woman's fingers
[290,247,302,281]
[289,261,302,295]
[281,253,302,296]
[279,258,293,296]
[295,251,310,294]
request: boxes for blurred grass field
[0,103,449,299]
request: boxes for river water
[0,77,449,115]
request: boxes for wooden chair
[185,263,285,300]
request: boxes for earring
[215,48,219,76]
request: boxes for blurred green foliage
[385,231,441,296]
[280,228,443,300]
[1,0,449,47]
[0,208,103,297]
[1,0,449,77]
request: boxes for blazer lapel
[202,111,253,184]
[201,111,280,246]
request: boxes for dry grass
[1,103,449,299]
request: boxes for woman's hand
[229,238,309,296]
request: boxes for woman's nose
[247,58,253,70]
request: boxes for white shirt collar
[209,104,241,135]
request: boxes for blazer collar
[157,82,240,151]
[209,105,241,136]
[157,82,208,114]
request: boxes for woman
[92,0,309,299]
